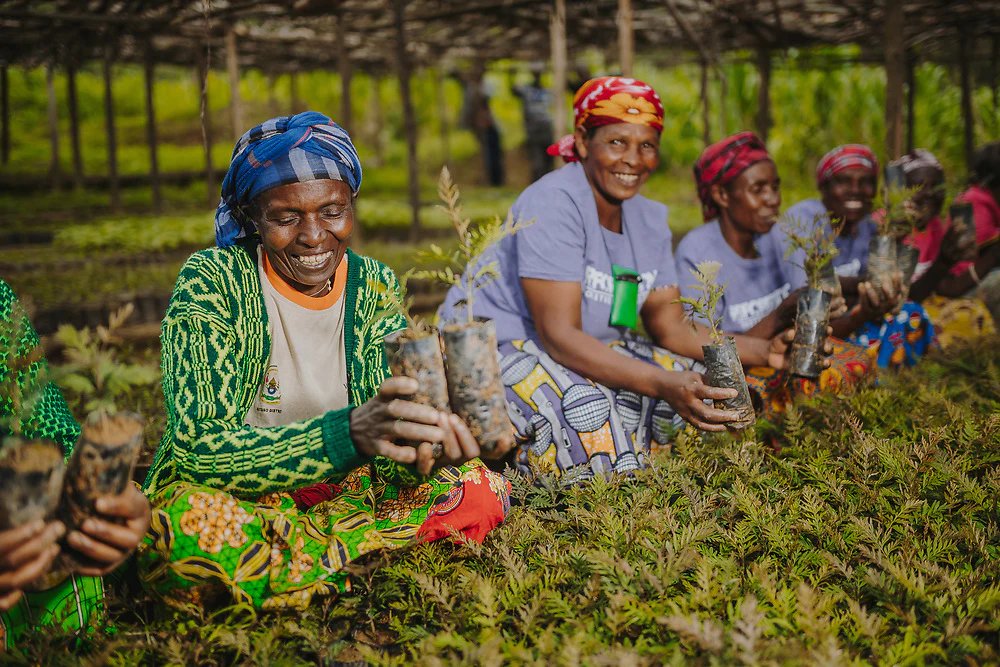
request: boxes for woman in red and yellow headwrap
[438,79,800,481]
[676,133,876,418]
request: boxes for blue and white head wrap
[214,111,363,248]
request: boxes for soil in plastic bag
[383,329,449,412]
[789,288,831,379]
[441,320,513,454]
[867,235,897,294]
[0,438,65,530]
[58,413,143,570]
[702,336,756,430]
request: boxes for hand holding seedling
[655,371,739,432]
[767,327,834,371]
[65,484,150,577]
[940,222,977,266]
[351,377,483,476]
[855,272,904,320]
[0,520,64,611]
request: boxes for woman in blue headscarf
[138,112,512,610]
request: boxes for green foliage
[10,337,999,665]
[53,213,211,253]
[875,183,922,239]
[676,260,726,343]
[780,211,840,289]
[51,304,159,419]
[369,272,430,337]
[411,167,531,323]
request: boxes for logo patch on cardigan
[260,364,281,405]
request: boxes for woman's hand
[352,376,487,476]
[66,484,151,577]
[829,294,849,319]
[939,221,977,266]
[655,370,739,432]
[768,327,834,371]
[0,520,64,611]
[855,272,904,321]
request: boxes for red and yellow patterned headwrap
[547,76,665,162]
[693,131,772,221]
[816,144,878,186]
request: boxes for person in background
[458,63,505,186]
[511,62,554,183]
[782,144,936,368]
[675,132,874,417]
[0,279,150,651]
[889,149,994,347]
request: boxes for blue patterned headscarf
[215,111,362,247]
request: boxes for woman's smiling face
[254,179,354,295]
[820,167,877,227]
[716,160,782,234]
[575,123,660,205]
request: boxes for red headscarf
[816,144,878,186]
[693,131,772,221]
[547,76,664,162]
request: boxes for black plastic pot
[0,438,65,530]
[702,336,756,430]
[383,329,450,413]
[789,287,831,379]
[58,413,143,570]
[867,235,897,294]
[440,320,513,454]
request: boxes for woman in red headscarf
[438,79,799,481]
[676,133,875,417]
[781,144,936,368]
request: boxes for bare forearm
[908,260,949,303]
[538,328,666,396]
[652,318,770,368]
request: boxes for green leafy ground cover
[7,337,998,666]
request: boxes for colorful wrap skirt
[138,459,510,610]
[921,295,995,348]
[848,301,937,368]
[0,573,104,651]
[745,338,876,419]
[499,337,696,481]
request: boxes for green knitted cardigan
[0,279,81,453]
[143,242,407,498]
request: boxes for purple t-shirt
[674,221,792,334]
[778,198,877,289]
[437,162,677,343]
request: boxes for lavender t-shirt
[674,221,792,334]
[437,162,677,343]
[778,198,877,289]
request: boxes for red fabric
[816,144,878,185]
[951,185,1000,275]
[290,482,340,510]
[906,216,947,283]
[547,76,664,162]
[418,467,511,544]
[693,131,771,221]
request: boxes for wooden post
[959,26,975,169]
[884,0,905,160]
[435,69,450,165]
[755,47,772,142]
[336,13,353,133]
[0,66,8,166]
[700,57,711,144]
[197,51,215,206]
[46,63,61,191]
[550,0,568,138]
[992,35,999,128]
[289,71,300,114]
[103,49,120,210]
[144,43,161,213]
[617,0,633,77]
[717,60,728,137]
[906,50,916,152]
[370,74,385,167]
[66,62,83,187]
[226,27,242,140]
[393,0,421,240]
